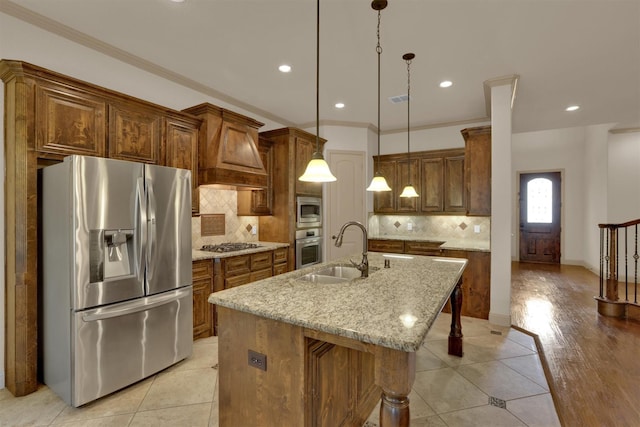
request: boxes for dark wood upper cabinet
[444,154,466,213]
[373,148,467,215]
[36,80,106,158]
[164,114,201,213]
[108,104,161,164]
[237,138,273,216]
[462,126,491,216]
[420,157,444,212]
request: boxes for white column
[487,78,516,326]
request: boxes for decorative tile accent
[192,187,259,248]
[489,396,507,409]
[394,221,402,229]
[459,222,467,230]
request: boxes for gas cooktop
[200,242,261,253]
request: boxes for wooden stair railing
[596,219,640,318]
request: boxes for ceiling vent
[389,94,409,104]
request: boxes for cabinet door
[444,154,466,213]
[108,104,161,164]
[420,157,444,212]
[463,127,491,215]
[396,159,420,213]
[36,82,106,157]
[237,140,273,215]
[193,277,213,339]
[442,249,490,319]
[404,241,444,256]
[295,136,323,197]
[165,117,199,213]
[373,160,397,213]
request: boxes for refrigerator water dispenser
[89,229,135,282]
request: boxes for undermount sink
[298,265,379,284]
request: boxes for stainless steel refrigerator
[42,155,193,407]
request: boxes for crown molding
[381,117,490,135]
[609,127,640,134]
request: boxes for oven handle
[297,237,322,246]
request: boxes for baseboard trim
[489,312,511,326]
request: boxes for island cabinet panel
[442,249,491,319]
[462,126,491,216]
[217,307,306,427]
[192,260,214,340]
[35,80,106,157]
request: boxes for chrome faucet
[333,221,369,278]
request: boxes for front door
[519,172,561,263]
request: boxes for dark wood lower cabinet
[368,239,491,319]
[192,260,214,339]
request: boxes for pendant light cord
[376,9,382,174]
[406,55,412,181]
[315,0,320,154]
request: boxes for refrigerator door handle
[82,288,191,322]
[147,178,157,269]
[136,177,146,283]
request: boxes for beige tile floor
[0,314,560,427]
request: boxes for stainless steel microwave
[296,196,322,228]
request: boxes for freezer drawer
[70,288,192,407]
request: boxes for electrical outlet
[474,225,481,233]
[407,223,413,231]
[251,225,258,235]
[248,350,267,371]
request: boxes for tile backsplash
[368,214,490,242]
[191,187,259,249]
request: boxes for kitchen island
[209,252,467,427]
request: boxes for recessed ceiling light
[565,105,580,112]
[439,80,453,88]
[278,64,292,73]
[335,102,345,109]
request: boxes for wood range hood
[183,103,267,189]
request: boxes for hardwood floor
[511,262,640,426]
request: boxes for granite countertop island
[209,252,467,427]
[209,252,466,352]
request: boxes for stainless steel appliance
[295,228,323,269]
[296,196,322,228]
[42,155,193,407]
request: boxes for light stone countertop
[369,235,490,252]
[209,252,467,352]
[192,241,290,261]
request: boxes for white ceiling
[3,0,640,133]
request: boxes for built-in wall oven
[295,228,323,269]
[296,196,322,229]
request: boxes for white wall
[583,125,612,273]
[512,127,587,265]
[608,132,640,223]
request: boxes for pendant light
[399,52,419,198]
[299,0,337,183]
[366,0,392,192]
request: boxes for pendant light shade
[400,52,419,198]
[299,0,336,183]
[366,0,391,192]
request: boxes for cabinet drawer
[192,260,213,280]
[225,273,251,288]
[404,241,444,256]
[251,252,273,271]
[273,247,288,265]
[368,239,404,253]
[273,263,288,276]
[250,268,272,282]
[225,255,251,276]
